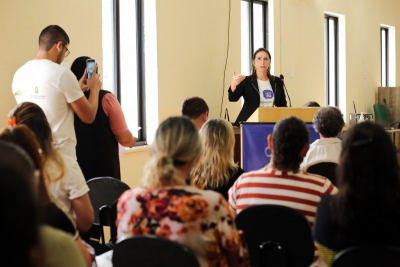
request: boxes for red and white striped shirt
[228,167,337,225]
[229,167,337,266]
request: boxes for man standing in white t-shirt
[12,25,102,159]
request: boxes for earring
[265,147,272,158]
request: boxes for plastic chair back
[112,235,201,267]
[87,176,130,224]
[373,103,391,127]
[306,162,338,186]
[85,177,130,245]
[236,204,314,267]
[332,245,400,267]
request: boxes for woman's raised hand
[231,71,245,92]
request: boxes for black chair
[112,235,201,267]
[84,177,130,248]
[99,198,118,247]
[331,245,400,267]
[236,204,314,267]
[306,162,338,186]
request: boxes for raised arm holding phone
[228,48,287,126]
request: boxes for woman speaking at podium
[228,48,287,126]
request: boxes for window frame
[324,15,339,107]
[241,0,269,73]
[381,27,389,87]
[110,0,146,145]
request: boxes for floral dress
[117,186,247,267]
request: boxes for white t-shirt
[300,138,342,171]
[12,59,84,159]
[258,79,274,107]
[48,154,89,227]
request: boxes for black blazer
[228,75,287,126]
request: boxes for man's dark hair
[303,101,320,107]
[313,106,344,137]
[181,97,209,119]
[272,116,309,170]
[38,25,70,51]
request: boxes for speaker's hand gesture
[231,71,245,92]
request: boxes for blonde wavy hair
[190,118,238,189]
[11,103,65,190]
[142,116,202,189]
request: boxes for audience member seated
[116,116,248,267]
[0,125,92,266]
[190,118,244,200]
[301,106,345,171]
[181,96,209,129]
[0,141,87,267]
[228,116,337,265]
[9,102,94,233]
[0,141,45,267]
[313,121,400,267]
[1,125,74,234]
[71,56,136,181]
[303,101,321,107]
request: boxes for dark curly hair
[272,116,309,170]
[312,106,344,137]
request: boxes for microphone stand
[224,108,230,122]
[280,74,292,107]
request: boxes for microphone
[280,74,292,107]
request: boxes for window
[381,27,389,87]
[324,12,346,116]
[241,0,269,75]
[102,0,146,144]
[380,24,396,87]
[324,15,338,106]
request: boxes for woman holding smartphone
[229,48,287,126]
[71,56,136,181]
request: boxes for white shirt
[301,138,342,171]
[12,59,84,159]
[258,79,274,107]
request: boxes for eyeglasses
[61,43,70,58]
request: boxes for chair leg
[100,225,106,245]
[81,224,101,244]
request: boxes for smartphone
[86,59,96,79]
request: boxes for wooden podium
[247,107,321,123]
[233,107,320,167]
